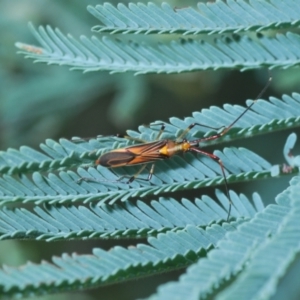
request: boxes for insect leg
[115,134,148,143]
[148,123,166,140]
[79,163,155,184]
[151,123,219,142]
[118,164,148,183]
[148,164,155,181]
[155,124,165,140]
[176,123,225,142]
[120,163,155,183]
[77,175,118,184]
[114,124,165,146]
[108,162,155,184]
[189,146,232,221]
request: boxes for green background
[1,0,300,299]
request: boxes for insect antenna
[219,73,272,137]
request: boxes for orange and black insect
[80,75,272,219]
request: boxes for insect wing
[98,140,168,168]
[126,140,169,164]
[98,150,136,167]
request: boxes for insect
[80,74,272,220]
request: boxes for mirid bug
[80,74,272,220]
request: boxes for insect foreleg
[176,123,225,142]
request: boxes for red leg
[189,146,232,221]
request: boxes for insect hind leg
[189,146,232,221]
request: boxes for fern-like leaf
[16,24,300,74]
[2,176,300,298]
[89,1,300,35]
[0,220,245,298]
[147,176,299,300]
[0,146,272,206]
[0,190,264,241]
[1,94,300,175]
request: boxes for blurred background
[1,0,300,299]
